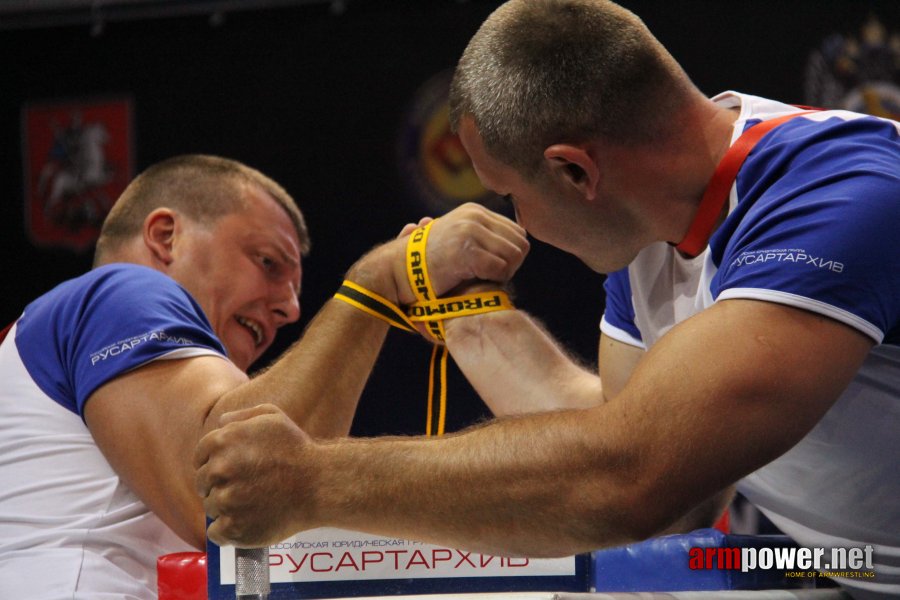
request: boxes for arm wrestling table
[159,529,857,600]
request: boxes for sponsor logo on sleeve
[89,330,195,366]
[731,248,844,273]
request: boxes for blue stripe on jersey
[709,114,900,344]
[602,268,643,343]
[15,264,227,416]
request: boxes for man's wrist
[344,241,409,306]
[442,297,515,341]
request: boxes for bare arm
[597,332,644,402]
[450,314,727,535]
[86,298,391,549]
[197,299,871,556]
[598,332,734,534]
[86,203,530,549]
[445,310,604,415]
[442,293,643,415]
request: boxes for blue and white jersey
[601,92,900,599]
[0,264,227,599]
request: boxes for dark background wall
[2,0,898,437]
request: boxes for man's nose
[270,281,301,326]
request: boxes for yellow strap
[407,291,514,323]
[335,218,514,437]
[334,280,415,332]
[406,220,446,343]
[407,221,459,436]
[426,345,449,436]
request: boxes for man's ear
[543,143,600,201]
[142,208,177,266]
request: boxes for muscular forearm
[231,302,389,438]
[311,407,653,557]
[202,299,874,556]
[207,244,401,438]
[445,309,604,415]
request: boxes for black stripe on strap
[336,285,413,332]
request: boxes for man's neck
[661,100,740,247]
[596,97,738,252]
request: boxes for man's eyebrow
[252,234,299,268]
[277,247,300,268]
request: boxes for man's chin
[578,248,638,274]
[224,343,254,373]
[578,255,618,274]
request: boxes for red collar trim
[675,111,817,258]
[0,321,13,344]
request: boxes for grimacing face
[166,185,302,371]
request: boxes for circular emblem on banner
[398,69,497,215]
[804,15,900,119]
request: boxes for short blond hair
[94,154,310,264]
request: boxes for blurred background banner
[21,97,133,251]
[397,67,496,215]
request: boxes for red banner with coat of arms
[21,97,133,252]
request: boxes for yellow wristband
[337,219,516,437]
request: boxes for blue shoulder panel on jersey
[709,115,900,344]
[602,268,643,343]
[15,264,227,416]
